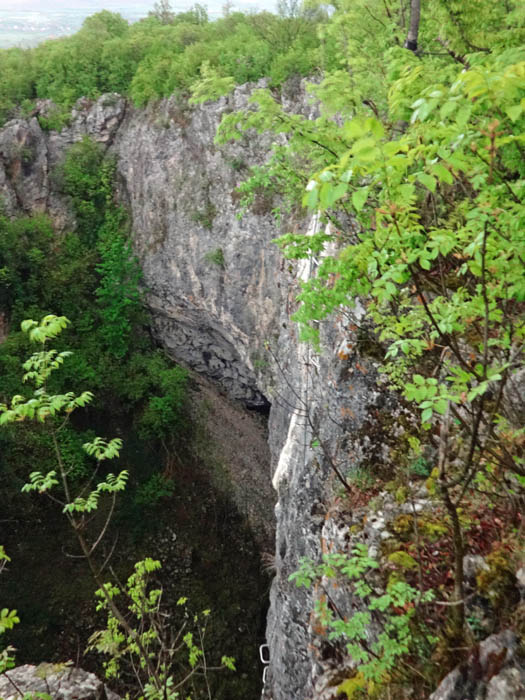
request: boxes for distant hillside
[0,3,151,48]
[0,2,274,49]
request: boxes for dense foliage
[0,2,327,125]
[0,136,189,516]
[217,0,525,695]
[1,316,234,700]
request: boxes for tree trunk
[404,0,420,52]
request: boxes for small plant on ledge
[204,247,225,268]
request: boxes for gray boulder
[429,630,525,700]
[0,664,119,700]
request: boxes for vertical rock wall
[109,92,393,697]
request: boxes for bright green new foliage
[218,0,525,685]
[0,545,18,677]
[0,7,325,124]
[0,548,19,637]
[90,558,235,700]
[0,138,190,542]
[188,61,235,104]
[285,47,525,430]
[0,317,232,699]
[291,544,435,693]
[0,315,129,515]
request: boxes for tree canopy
[0,4,327,124]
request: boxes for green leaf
[434,399,448,414]
[366,117,384,140]
[304,186,319,209]
[325,182,348,207]
[319,170,334,183]
[351,137,377,158]
[440,100,458,119]
[352,187,369,212]
[416,172,436,193]
[430,163,454,185]
[20,319,37,333]
[419,255,431,270]
[421,407,433,423]
[506,104,522,122]
[221,655,236,671]
[344,119,366,139]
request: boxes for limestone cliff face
[113,85,280,409]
